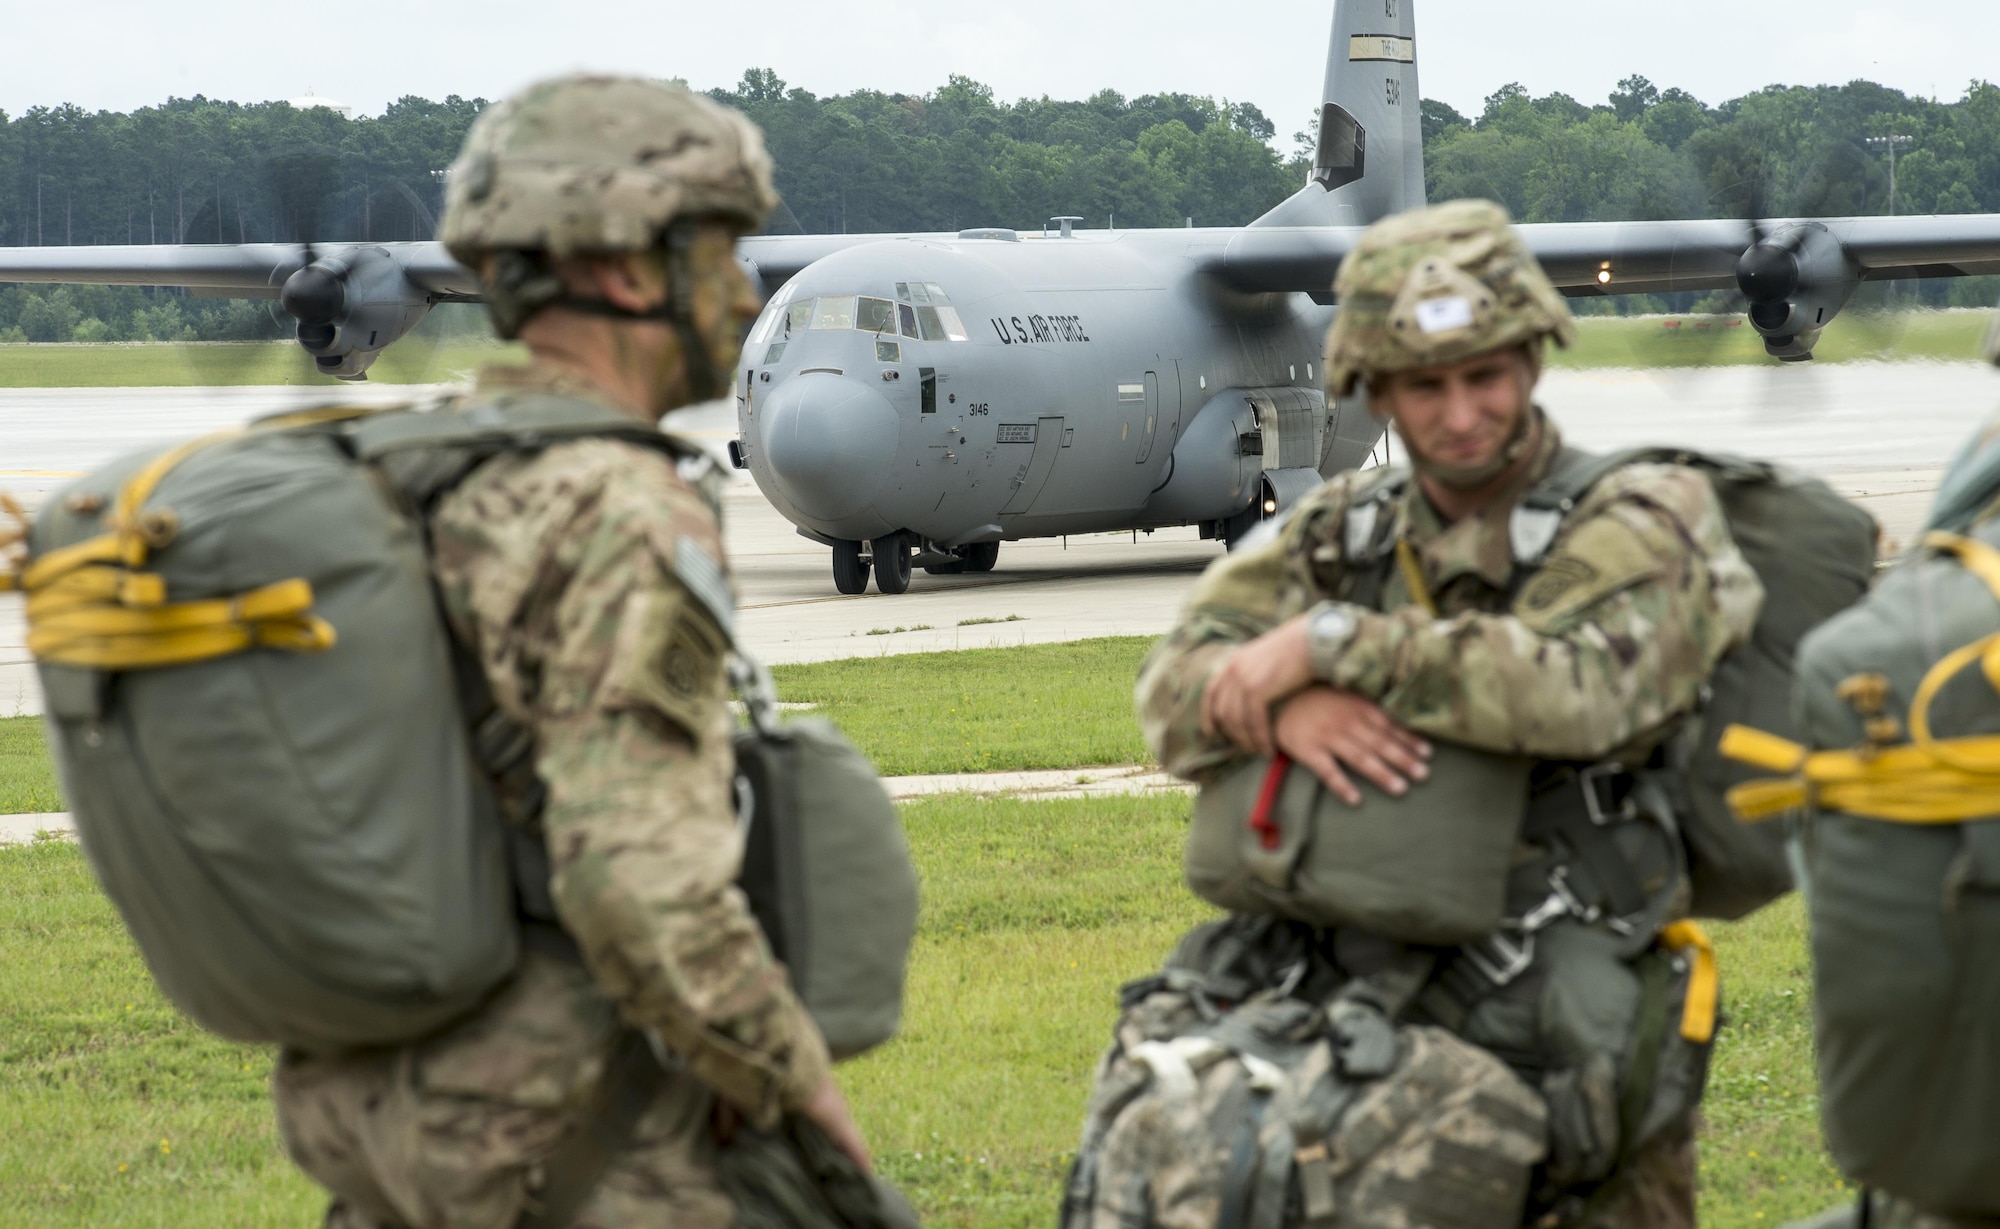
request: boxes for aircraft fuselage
[734,228,1382,555]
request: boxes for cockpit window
[810,296,858,330]
[855,297,898,334]
[896,281,953,306]
[751,289,967,348]
[911,304,969,342]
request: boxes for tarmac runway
[2,359,1996,718]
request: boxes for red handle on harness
[1247,753,1292,851]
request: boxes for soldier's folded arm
[1321,472,1764,760]
[443,453,830,1130]
[1136,504,1330,778]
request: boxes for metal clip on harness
[1460,866,1598,987]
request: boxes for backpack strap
[1509,445,1626,570]
[1339,465,1411,611]
[346,391,697,504]
[1512,445,1779,571]
[350,394,726,923]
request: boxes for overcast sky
[10,1,1994,137]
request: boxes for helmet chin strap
[662,222,724,404]
[489,223,728,403]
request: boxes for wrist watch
[1305,602,1358,679]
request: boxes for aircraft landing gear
[962,541,999,573]
[922,540,999,576]
[832,539,870,595]
[872,531,914,595]
[1219,503,1264,550]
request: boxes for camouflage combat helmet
[1323,199,1576,398]
[439,74,776,264]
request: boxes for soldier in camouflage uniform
[270,76,870,1229]
[1135,199,1765,1227]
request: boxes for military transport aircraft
[5,0,2000,597]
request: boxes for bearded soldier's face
[672,222,763,399]
[1375,347,1538,489]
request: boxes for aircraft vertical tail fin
[1251,0,1426,228]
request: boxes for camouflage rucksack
[1062,916,1549,1229]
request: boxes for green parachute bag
[731,659,918,1061]
[25,406,524,1050]
[1766,516,2000,1216]
[20,396,918,1058]
[1514,447,1877,919]
[1187,748,1531,944]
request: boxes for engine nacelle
[1736,222,1860,362]
[280,244,434,380]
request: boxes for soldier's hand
[1201,615,1317,756]
[802,1075,873,1174]
[1274,686,1431,806]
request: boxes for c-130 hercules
[3,1,2000,596]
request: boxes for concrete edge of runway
[0,764,1197,846]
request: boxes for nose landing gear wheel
[872,531,914,595]
[962,541,999,573]
[832,539,870,595]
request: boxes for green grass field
[0,801,1842,1229]
[0,640,1157,815]
[0,307,1987,389]
[770,638,1155,776]
[0,639,1853,1227]
[0,717,62,814]
[1548,308,1992,369]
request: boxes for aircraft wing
[0,241,482,300]
[0,232,944,305]
[1210,214,2000,298]
[739,232,957,289]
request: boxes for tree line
[1,70,1996,342]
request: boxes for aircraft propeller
[171,145,448,386]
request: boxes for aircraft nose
[757,375,898,521]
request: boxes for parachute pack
[7,395,916,1059]
[1726,466,2000,1218]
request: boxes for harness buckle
[1463,868,1599,988]
[1461,931,1535,986]
[1579,762,1638,825]
[1545,864,1600,925]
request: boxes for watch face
[1313,608,1353,643]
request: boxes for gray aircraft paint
[737,231,1365,550]
[736,0,1426,568]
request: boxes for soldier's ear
[1365,378,1396,422]
[591,251,672,315]
[1516,340,1544,393]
